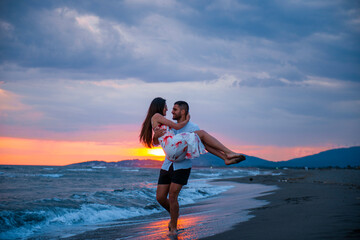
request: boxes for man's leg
[156,184,170,213]
[168,182,183,233]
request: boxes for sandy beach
[203,168,360,240]
[56,168,360,240]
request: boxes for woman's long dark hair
[139,97,166,148]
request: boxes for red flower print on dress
[175,141,183,148]
[158,126,206,161]
[163,135,172,145]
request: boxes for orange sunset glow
[0,136,336,166]
[0,137,165,166]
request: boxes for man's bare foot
[225,155,246,165]
[168,227,178,237]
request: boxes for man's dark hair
[174,101,189,116]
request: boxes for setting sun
[129,146,166,161]
[0,137,168,165]
[148,148,165,157]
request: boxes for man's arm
[153,113,190,130]
[188,122,200,132]
[152,127,166,146]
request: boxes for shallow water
[0,165,274,239]
[63,182,278,240]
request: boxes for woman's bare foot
[224,155,246,165]
[226,152,244,160]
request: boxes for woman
[140,97,246,165]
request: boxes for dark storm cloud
[0,0,359,83]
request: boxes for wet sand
[203,169,360,240]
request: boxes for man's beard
[172,114,181,121]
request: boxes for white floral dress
[157,125,206,162]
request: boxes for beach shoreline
[203,168,360,240]
[59,173,278,240]
[33,168,360,240]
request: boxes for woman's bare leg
[195,130,245,160]
[203,143,246,165]
[203,143,227,160]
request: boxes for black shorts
[158,164,191,186]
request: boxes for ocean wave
[0,179,232,239]
[0,173,63,178]
[121,169,140,172]
[42,168,54,170]
[38,174,63,178]
[192,172,223,178]
[0,167,274,239]
[271,172,283,176]
[180,180,233,205]
[0,203,160,239]
[190,168,264,181]
[66,169,94,172]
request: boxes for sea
[0,165,277,239]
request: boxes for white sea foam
[49,204,159,224]
[180,179,233,205]
[67,169,94,172]
[38,174,63,178]
[0,204,161,239]
[192,172,222,179]
[0,173,63,178]
[121,169,140,172]
[271,172,283,176]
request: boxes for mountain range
[68,146,360,169]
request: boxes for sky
[0,0,359,165]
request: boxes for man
[152,100,198,235]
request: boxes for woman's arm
[152,113,189,130]
[152,127,166,146]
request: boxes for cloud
[0,0,359,159]
[0,87,44,127]
[0,0,359,84]
[205,0,253,11]
[1,74,359,147]
[123,0,178,8]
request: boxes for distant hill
[194,146,360,168]
[192,153,275,168]
[276,146,360,168]
[67,146,360,169]
[68,160,162,168]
